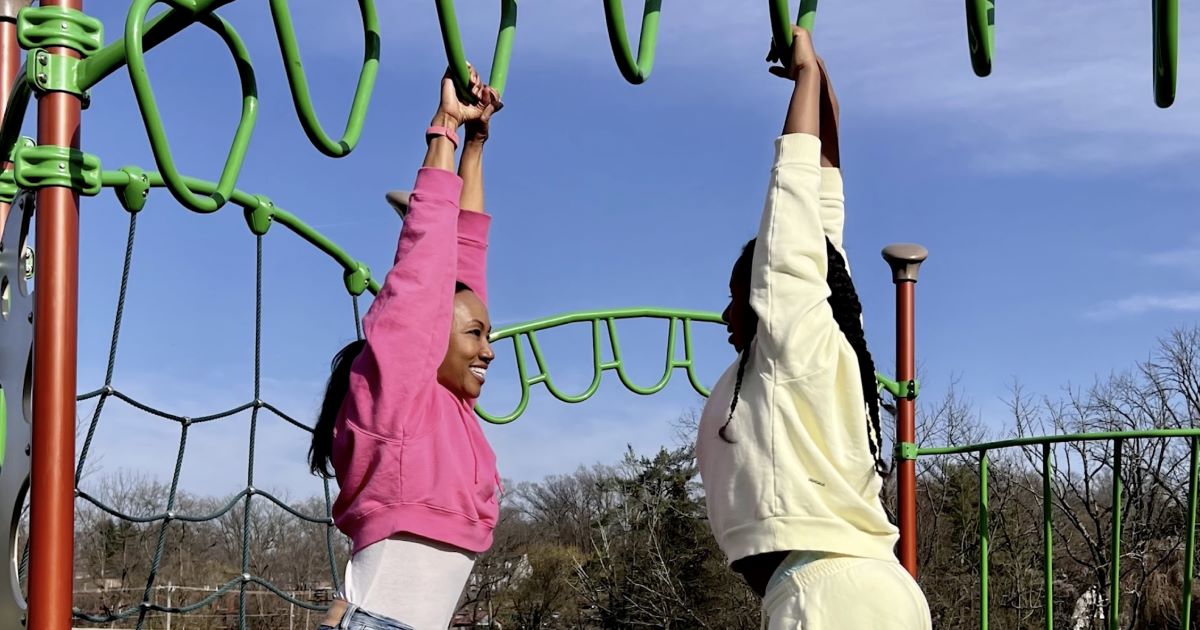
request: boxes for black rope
[68,221,350,628]
[76,211,138,485]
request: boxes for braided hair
[718,238,889,477]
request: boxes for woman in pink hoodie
[307,71,502,630]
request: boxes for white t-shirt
[344,534,477,630]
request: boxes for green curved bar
[769,0,818,63]
[527,325,605,404]
[99,168,381,296]
[434,0,518,100]
[603,0,662,85]
[608,317,677,395]
[476,308,724,424]
[1152,0,1177,108]
[965,0,994,77]
[125,2,257,213]
[268,0,380,156]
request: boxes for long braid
[824,239,890,477]
[718,349,752,443]
[718,237,890,477]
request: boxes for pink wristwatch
[425,126,460,149]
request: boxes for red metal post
[882,243,928,580]
[0,0,27,234]
[28,0,82,628]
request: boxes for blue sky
[53,1,1200,504]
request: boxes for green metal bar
[608,316,676,395]
[1183,435,1199,630]
[1110,439,1123,630]
[965,0,995,77]
[769,0,818,62]
[76,0,236,90]
[603,0,662,85]
[476,308,724,424]
[980,449,990,630]
[98,168,380,295]
[1152,0,1177,108]
[1043,443,1054,630]
[526,326,605,404]
[125,2,257,213]
[918,428,1200,457]
[682,318,712,397]
[434,0,518,100]
[267,0,379,157]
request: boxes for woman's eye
[468,329,483,337]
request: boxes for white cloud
[1087,292,1200,320]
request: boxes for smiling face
[436,290,494,399]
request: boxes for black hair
[718,238,889,477]
[308,281,473,478]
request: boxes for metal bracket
[115,165,150,214]
[27,48,88,101]
[343,263,371,297]
[16,5,103,55]
[244,195,274,236]
[0,190,34,628]
[896,441,920,461]
[13,142,102,195]
[876,373,920,401]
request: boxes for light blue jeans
[316,601,414,630]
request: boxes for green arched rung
[125,1,257,213]
[268,0,380,156]
[475,308,723,424]
[603,0,662,85]
[965,0,995,77]
[435,0,518,101]
[769,0,818,63]
[1152,0,1177,108]
[98,168,380,296]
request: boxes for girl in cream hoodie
[696,28,932,629]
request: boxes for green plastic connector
[0,137,32,202]
[876,373,919,400]
[343,263,371,297]
[16,5,104,55]
[115,166,150,213]
[896,441,919,461]
[13,143,102,195]
[0,171,15,204]
[244,195,274,235]
[27,49,86,99]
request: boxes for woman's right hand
[768,26,818,81]
[435,66,494,128]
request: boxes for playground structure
[0,0,1190,628]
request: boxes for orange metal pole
[883,243,928,580]
[0,1,25,234]
[28,0,82,627]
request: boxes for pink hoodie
[331,167,500,554]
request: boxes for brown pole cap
[882,243,928,283]
[0,1,33,20]
[385,190,410,219]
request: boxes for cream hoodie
[696,133,898,565]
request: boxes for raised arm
[816,58,847,257]
[347,76,487,435]
[750,28,843,381]
[457,81,501,305]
